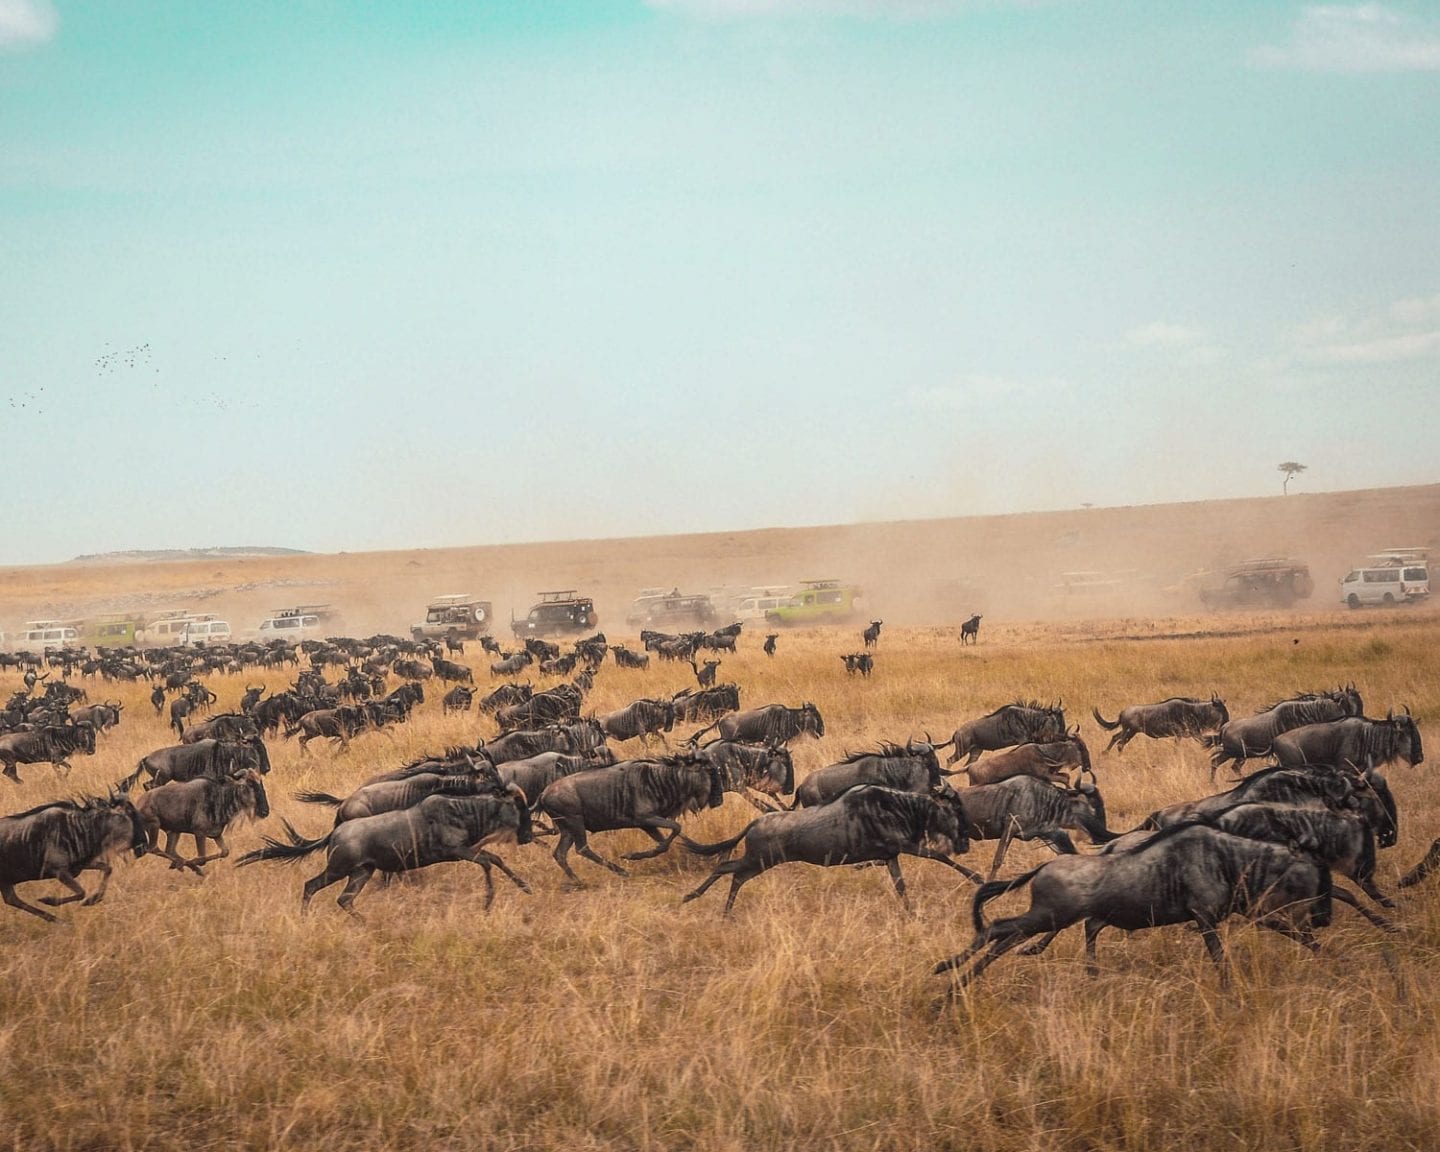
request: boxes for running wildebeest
[180,712,259,744]
[959,731,1093,788]
[691,741,795,811]
[480,719,608,765]
[496,684,583,731]
[151,683,166,715]
[238,789,533,915]
[478,682,532,714]
[295,763,507,828]
[763,634,777,657]
[490,651,534,677]
[1207,687,1364,779]
[0,723,97,783]
[1091,695,1228,753]
[0,795,148,921]
[442,685,475,714]
[960,615,982,645]
[496,751,616,812]
[957,775,1115,876]
[287,705,380,754]
[537,755,726,882]
[690,702,824,746]
[596,698,676,744]
[841,653,874,678]
[862,621,883,649]
[1270,712,1423,774]
[794,741,945,809]
[681,785,976,915]
[1141,764,1383,833]
[134,770,270,873]
[946,701,1067,767]
[120,736,271,792]
[933,823,1332,993]
[672,685,740,724]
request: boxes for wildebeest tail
[1311,863,1333,929]
[680,821,758,858]
[171,714,184,739]
[116,759,147,793]
[1091,707,1119,731]
[971,866,1044,934]
[1399,837,1440,889]
[235,818,331,866]
[294,790,344,807]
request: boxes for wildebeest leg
[464,849,531,903]
[79,862,115,906]
[884,858,912,910]
[1192,915,1231,989]
[1017,929,1064,957]
[1025,829,1078,855]
[191,833,231,869]
[36,870,87,907]
[988,821,1017,879]
[2,761,19,782]
[1328,884,1399,933]
[1,883,58,922]
[551,830,584,884]
[1083,918,1107,975]
[1256,917,1318,952]
[154,831,192,872]
[622,819,683,860]
[1357,874,1396,909]
[947,925,1039,990]
[915,848,983,884]
[53,757,73,778]
[301,866,344,912]
[965,749,982,766]
[335,866,376,916]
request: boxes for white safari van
[1340,549,1429,608]
[19,621,81,650]
[181,618,233,644]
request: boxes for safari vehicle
[732,586,794,622]
[1198,558,1314,609]
[411,594,492,641]
[84,614,144,647]
[764,579,865,627]
[180,617,232,645]
[137,611,206,646]
[1340,548,1429,608]
[511,590,598,639]
[625,590,716,629]
[19,621,82,650]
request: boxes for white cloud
[0,0,56,51]
[1252,4,1440,73]
[1288,293,1440,367]
[1124,322,1206,348]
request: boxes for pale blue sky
[2,1,1438,564]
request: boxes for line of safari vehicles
[0,604,344,652]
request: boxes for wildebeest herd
[0,625,1431,1006]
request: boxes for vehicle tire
[1383,593,1395,605]
[1347,594,1361,609]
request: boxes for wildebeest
[960,614,982,645]
[691,741,795,811]
[610,645,650,670]
[794,741,945,809]
[946,701,1067,767]
[287,705,381,754]
[691,702,824,746]
[1207,687,1365,779]
[763,634,777,657]
[1091,695,1228,753]
[690,658,720,688]
[672,684,740,724]
[596,698,676,744]
[238,790,533,915]
[180,712,259,744]
[478,682,532,714]
[0,795,148,921]
[480,720,608,765]
[956,775,1115,876]
[1270,712,1423,774]
[862,620,883,648]
[240,684,266,714]
[134,770,270,873]
[933,823,1332,992]
[841,653,874,678]
[442,685,475,714]
[0,723,97,783]
[69,700,123,733]
[496,751,617,812]
[1399,839,1440,888]
[681,785,974,915]
[490,651,534,677]
[430,657,474,685]
[150,683,166,715]
[537,755,726,882]
[296,763,506,828]
[120,737,272,792]
[960,732,1093,788]
[495,684,583,731]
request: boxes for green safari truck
[764,580,865,627]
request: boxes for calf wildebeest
[610,645,650,670]
[933,824,1332,993]
[690,658,720,688]
[960,614,983,645]
[1091,695,1228,753]
[490,651,534,677]
[763,634,777,657]
[840,653,874,678]
[0,795,148,921]
[596,698,676,743]
[691,741,795,811]
[794,741,945,809]
[1270,712,1423,774]
[135,770,270,873]
[862,620,883,648]
[960,731,1093,788]
[442,685,475,714]
[946,701,1068,767]
[0,722,97,783]
[296,764,507,828]
[538,755,726,882]
[681,785,974,915]
[238,790,533,915]
[120,737,272,792]
[957,775,1115,876]
[691,702,824,746]
[1207,687,1364,779]
[180,712,259,744]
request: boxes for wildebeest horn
[1387,707,1394,720]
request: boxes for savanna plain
[2,494,1439,1152]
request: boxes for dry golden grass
[0,605,1438,1151]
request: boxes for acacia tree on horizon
[1278,461,1307,495]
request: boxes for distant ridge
[68,546,310,564]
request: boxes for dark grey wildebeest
[956,776,1115,877]
[691,741,795,812]
[946,701,1067,767]
[238,789,533,915]
[959,615,982,645]
[478,682,532,714]
[287,705,382,754]
[442,685,475,714]
[681,785,975,915]
[537,755,726,882]
[1270,712,1423,774]
[120,737,271,793]
[1142,764,1384,834]
[431,657,474,685]
[0,722,97,783]
[596,698,676,744]
[841,653,874,678]
[1207,687,1364,779]
[69,700,123,733]
[933,823,1332,994]
[862,620,882,648]
[690,702,824,747]
[180,712,260,745]
[296,764,508,828]
[496,684,583,731]
[134,770,270,873]
[496,752,616,812]
[490,651,535,677]
[959,732,1093,788]
[672,684,740,724]
[1091,695,1228,753]
[0,795,148,921]
[480,720,608,765]
[611,645,650,670]
[794,741,944,809]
